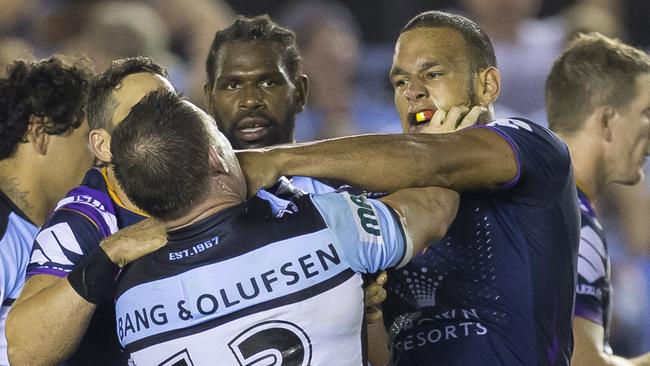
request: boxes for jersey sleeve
[309,192,412,274]
[574,224,608,325]
[27,209,104,278]
[479,118,573,203]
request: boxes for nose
[405,78,427,101]
[239,85,263,110]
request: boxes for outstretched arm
[237,128,516,197]
[6,219,166,365]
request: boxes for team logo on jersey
[228,320,312,366]
[343,193,384,246]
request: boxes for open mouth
[409,109,435,126]
[236,117,272,143]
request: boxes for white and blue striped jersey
[0,191,38,365]
[115,191,411,366]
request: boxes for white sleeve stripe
[577,255,605,283]
[578,238,605,266]
[580,226,606,258]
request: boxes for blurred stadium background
[2,0,649,357]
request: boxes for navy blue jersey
[383,118,580,366]
[115,192,410,365]
[574,187,612,349]
[0,191,38,365]
[27,168,146,366]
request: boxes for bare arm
[6,274,95,365]
[380,186,459,258]
[572,317,650,366]
[6,219,166,365]
[237,128,516,197]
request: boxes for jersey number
[228,320,313,366]
[157,349,194,366]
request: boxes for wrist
[67,246,121,304]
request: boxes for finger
[364,283,380,302]
[376,271,388,285]
[458,106,487,130]
[445,105,470,130]
[366,287,387,307]
[365,306,383,324]
[421,109,446,133]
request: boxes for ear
[26,115,50,155]
[293,74,309,113]
[598,106,618,142]
[208,145,228,175]
[89,129,113,163]
[476,67,501,107]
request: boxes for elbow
[6,311,38,366]
[6,333,31,366]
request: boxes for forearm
[380,186,459,253]
[238,130,515,194]
[367,312,391,366]
[7,275,95,365]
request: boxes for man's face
[206,40,303,149]
[390,27,479,133]
[610,73,650,184]
[111,72,175,127]
[44,117,94,202]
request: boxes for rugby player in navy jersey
[237,11,581,366]
[101,90,458,365]
[0,58,95,365]
[6,57,175,366]
[546,33,650,366]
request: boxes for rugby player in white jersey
[204,15,388,333]
[102,90,459,365]
[0,58,94,365]
[546,33,650,366]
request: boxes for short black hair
[401,11,497,72]
[205,15,301,91]
[87,56,168,131]
[111,90,212,221]
[0,57,94,160]
[547,32,650,134]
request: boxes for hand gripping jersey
[27,168,146,365]
[115,192,411,366]
[383,119,580,366]
[574,187,612,351]
[0,191,38,366]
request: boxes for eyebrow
[390,61,441,78]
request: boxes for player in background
[107,89,458,365]
[546,32,650,366]
[236,11,580,366]
[206,14,344,194]
[0,57,94,365]
[6,57,174,365]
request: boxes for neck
[0,158,49,225]
[164,196,243,231]
[561,132,607,202]
[104,167,143,212]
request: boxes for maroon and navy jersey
[574,187,612,350]
[383,118,580,366]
